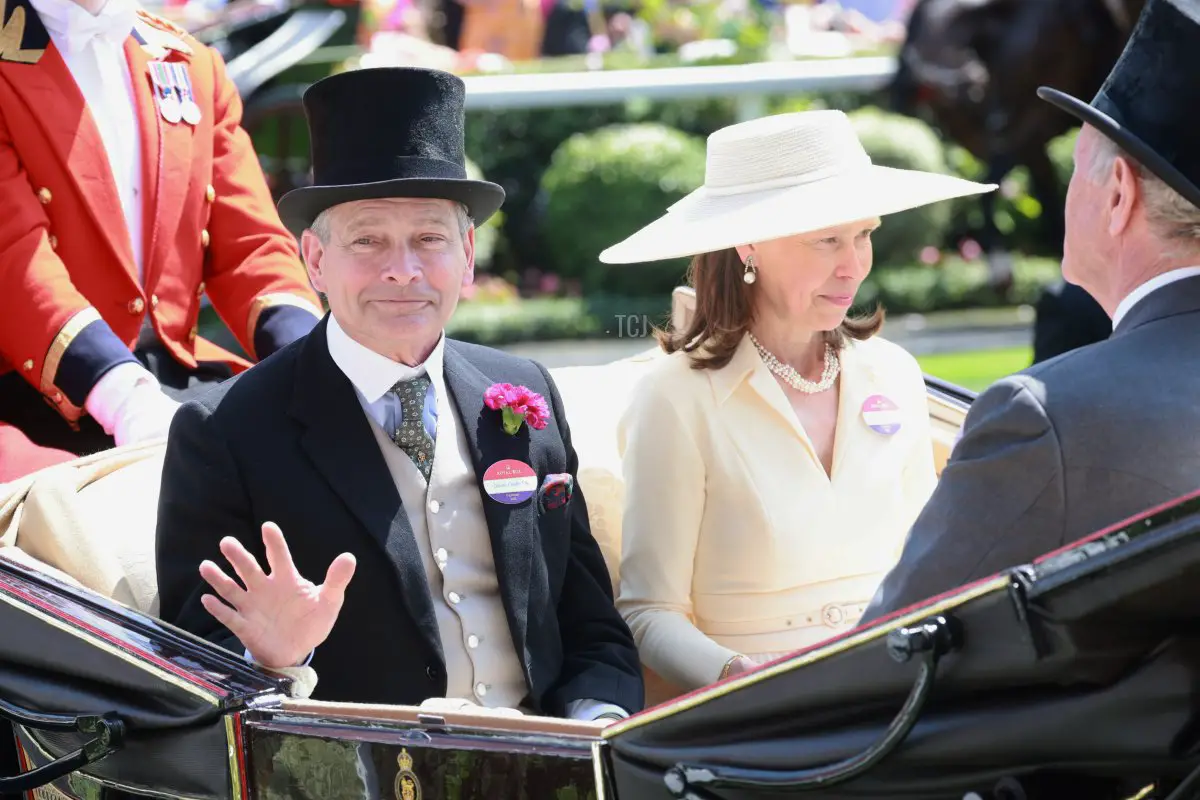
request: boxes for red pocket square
[539,473,574,510]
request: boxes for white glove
[110,386,180,446]
[85,362,181,447]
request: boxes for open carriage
[3,290,1200,800]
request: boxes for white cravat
[1111,266,1200,330]
[30,0,144,282]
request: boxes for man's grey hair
[1089,133,1200,247]
[308,201,474,244]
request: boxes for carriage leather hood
[1037,0,1200,210]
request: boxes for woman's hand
[722,655,758,680]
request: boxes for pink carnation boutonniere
[484,383,549,435]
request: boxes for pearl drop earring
[743,255,757,285]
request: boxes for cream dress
[616,333,937,691]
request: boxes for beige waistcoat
[366,385,528,711]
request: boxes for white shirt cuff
[244,648,314,668]
[565,698,628,721]
[84,361,159,434]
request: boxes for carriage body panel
[5,485,1200,800]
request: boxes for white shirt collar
[29,0,138,53]
[326,313,445,404]
[1111,266,1200,330]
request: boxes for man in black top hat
[860,0,1200,624]
[153,67,643,721]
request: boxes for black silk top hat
[1037,0,1200,211]
[276,67,505,236]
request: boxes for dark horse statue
[890,0,1145,289]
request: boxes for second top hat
[276,67,506,237]
[1037,0,1200,210]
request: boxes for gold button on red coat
[187,326,197,343]
[197,281,206,296]
[205,184,215,203]
[128,297,144,314]
[37,187,51,204]
[200,229,210,248]
[150,294,159,308]
[22,359,33,371]
[48,235,57,250]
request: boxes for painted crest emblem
[394,748,421,800]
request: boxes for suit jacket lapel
[1113,273,1200,338]
[441,341,534,658]
[0,0,134,272]
[126,21,193,291]
[289,317,444,664]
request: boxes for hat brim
[277,177,506,238]
[1037,86,1200,211]
[598,165,995,264]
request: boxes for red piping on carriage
[232,712,249,799]
[0,577,224,696]
[1032,484,1200,563]
[630,485,1200,716]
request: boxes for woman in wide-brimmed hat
[607,109,995,696]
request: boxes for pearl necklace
[748,333,840,394]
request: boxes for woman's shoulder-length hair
[654,247,885,371]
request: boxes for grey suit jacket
[860,274,1200,624]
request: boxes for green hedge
[854,255,1062,315]
[442,256,1063,344]
[941,127,1080,256]
[466,157,503,269]
[847,107,957,266]
[539,123,708,296]
[459,55,898,277]
[470,95,1080,290]
[463,97,744,275]
[199,256,1062,348]
[445,294,674,345]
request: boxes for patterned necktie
[389,375,435,481]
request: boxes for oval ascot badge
[482,459,538,504]
[861,394,903,435]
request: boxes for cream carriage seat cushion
[533,285,694,590]
[547,348,661,594]
[0,439,166,616]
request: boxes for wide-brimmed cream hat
[599,110,996,264]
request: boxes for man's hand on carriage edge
[198,521,356,670]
